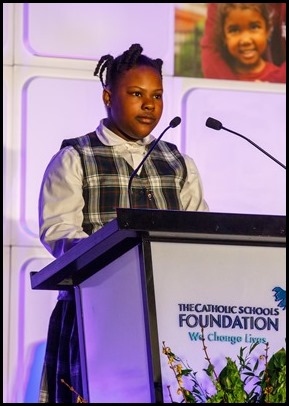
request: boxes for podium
[31,209,286,403]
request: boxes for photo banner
[174,3,286,84]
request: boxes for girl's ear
[103,88,112,107]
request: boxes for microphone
[128,116,182,208]
[206,117,286,170]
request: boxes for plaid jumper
[61,131,188,233]
[39,131,188,403]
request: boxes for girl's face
[103,65,163,141]
[223,7,270,72]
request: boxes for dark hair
[215,3,272,63]
[94,43,163,89]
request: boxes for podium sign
[150,241,285,402]
[31,209,286,403]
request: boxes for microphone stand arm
[128,124,171,208]
[222,126,286,170]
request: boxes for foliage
[162,329,286,403]
[61,379,88,403]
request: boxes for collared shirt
[39,120,209,258]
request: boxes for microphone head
[169,116,181,128]
[206,117,223,130]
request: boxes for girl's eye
[227,25,240,34]
[130,92,162,100]
[250,22,262,30]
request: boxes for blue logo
[272,287,286,310]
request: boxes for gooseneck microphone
[206,117,286,170]
[128,116,182,208]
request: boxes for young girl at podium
[38,43,209,403]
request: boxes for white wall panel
[3,247,11,403]
[7,247,57,403]
[173,78,286,215]
[3,3,14,66]
[3,66,13,246]
[11,67,176,244]
[14,3,175,74]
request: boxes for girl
[38,43,208,402]
[202,3,286,83]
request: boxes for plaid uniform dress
[39,131,187,403]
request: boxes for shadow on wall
[23,341,46,403]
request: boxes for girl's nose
[239,32,253,45]
[142,98,154,110]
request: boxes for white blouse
[39,120,209,258]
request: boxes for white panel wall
[14,3,174,74]
[9,248,57,403]
[3,3,14,65]
[3,4,14,401]
[180,80,286,214]
[3,247,10,404]
[3,2,286,403]
[3,67,13,246]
